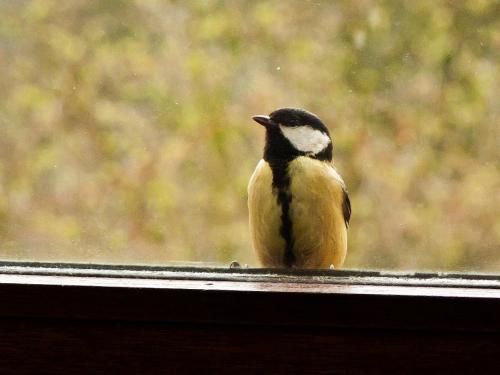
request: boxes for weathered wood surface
[0,262,499,374]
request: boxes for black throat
[263,128,332,267]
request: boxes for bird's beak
[252,115,274,128]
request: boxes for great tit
[248,108,351,269]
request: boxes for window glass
[0,0,498,272]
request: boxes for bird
[248,107,351,269]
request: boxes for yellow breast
[287,157,347,268]
[248,157,347,269]
[247,160,286,266]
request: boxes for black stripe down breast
[268,159,295,267]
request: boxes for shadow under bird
[248,108,351,269]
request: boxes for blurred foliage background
[0,0,499,272]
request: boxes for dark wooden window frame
[1,261,500,374]
[1,261,500,331]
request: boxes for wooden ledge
[1,261,499,333]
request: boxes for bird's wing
[323,163,351,229]
[342,188,351,229]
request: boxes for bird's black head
[252,107,333,163]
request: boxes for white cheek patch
[279,125,331,154]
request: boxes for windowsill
[1,261,499,333]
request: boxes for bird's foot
[230,261,241,269]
